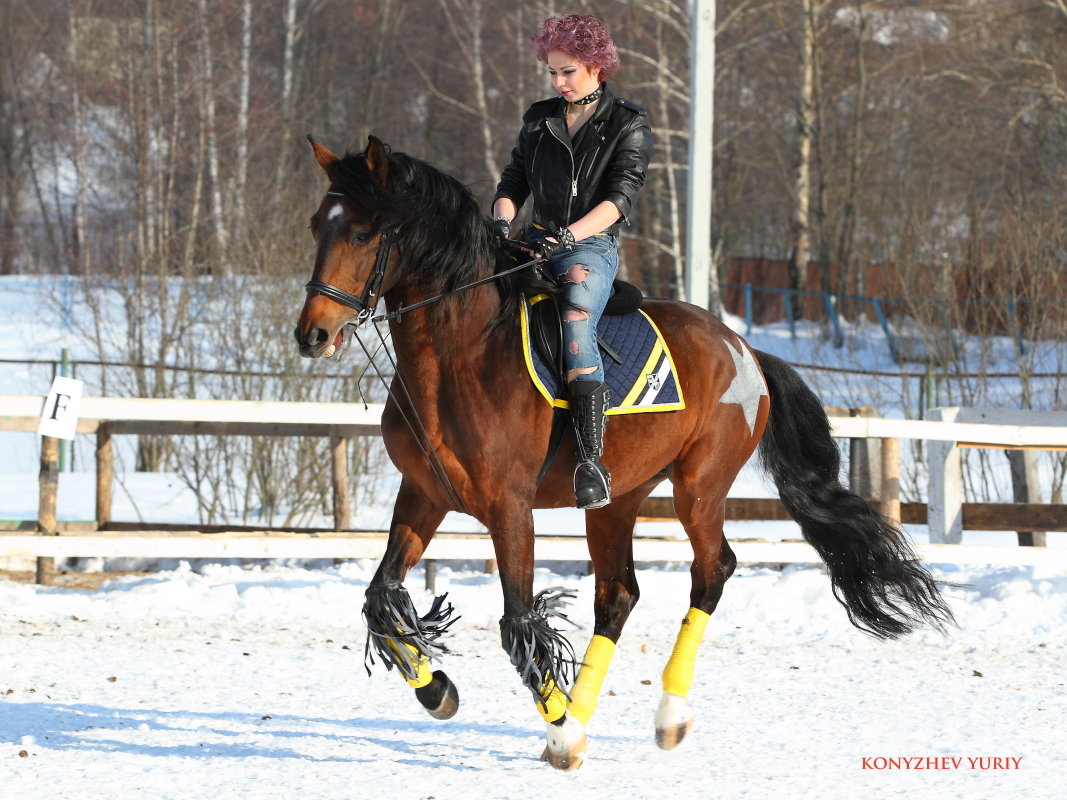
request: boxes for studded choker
[571,84,603,105]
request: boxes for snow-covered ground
[2,560,1065,799]
[2,275,1066,796]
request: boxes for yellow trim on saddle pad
[519,297,685,415]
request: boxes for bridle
[303,192,398,325]
[303,188,540,326]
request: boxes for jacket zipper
[547,122,576,224]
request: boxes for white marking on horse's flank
[327,203,343,221]
[719,338,769,435]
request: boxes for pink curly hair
[531,14,619,80]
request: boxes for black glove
[531,227,575,260]
[493,216,511,240]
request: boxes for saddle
[527,278,644,385]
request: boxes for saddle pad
[520,297,685,415]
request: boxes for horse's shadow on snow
[5,701,539,766]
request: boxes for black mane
[332,144,549,334]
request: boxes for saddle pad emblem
[520,298,685,415]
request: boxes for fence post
[848,407,880,498]
[95,423,113,529]
[925,407,963,544]
[781,289,795,339]
[37,436,59,585]
[744,283,753,335]
[329,430,352,530]
[424,559,437,594]
[880,437,901,526]
[59,348,72,472]
[1007,449,1046,547]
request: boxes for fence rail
[3,394,1067,583]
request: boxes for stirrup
[574,459,611,510]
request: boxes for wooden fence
[2,394,1067,584]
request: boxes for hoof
[654,692,694,750]
[542,714,587,771]
[415,670,459,720]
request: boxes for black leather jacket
[494,83,653,237]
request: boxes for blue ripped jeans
[537,233,619,385]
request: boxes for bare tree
[196,0,228,268]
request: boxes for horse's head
[294,134,400,358]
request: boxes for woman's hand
[493,216,511,240]
[531,227,575,260]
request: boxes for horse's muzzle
[294,324,341,358]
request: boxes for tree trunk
[789,0,816,297]
[197,0,229,270]
[234,0,252,249]
[835,0,868,311]
[69,8,89,274]
[271,0,299,215]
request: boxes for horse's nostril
[294,325,329,350]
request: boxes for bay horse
[294,135,953,770]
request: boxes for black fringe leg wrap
[499,587,579,710]
[363,583,459,682]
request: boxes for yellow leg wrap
[386,638,434,689]
[661,608,711,697]
[536,676,570,722]
[567,635,617,725]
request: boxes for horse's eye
[351,231,372,244]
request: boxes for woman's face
[545,50,601,102]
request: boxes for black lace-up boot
[568,379,612,509]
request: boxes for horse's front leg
[362,479,459,719]
[490,506,584,770]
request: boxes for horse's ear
[364,135,389,188]
[307,134,340,180]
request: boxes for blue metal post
[744,283,753,335]
[1008,295,1026,357]
[781,289,795,339]
[870,297,895,360]
[822,291,842,346]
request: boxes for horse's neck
[384,282,507,390]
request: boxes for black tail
[753,350,955,638]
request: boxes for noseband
[304,193,398,323]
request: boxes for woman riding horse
[294,132,953,770]
[493,14,653,511]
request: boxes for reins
[304,221,541,516]
[370,249,540,323]
[304,225,540,323]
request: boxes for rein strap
[371,247,540,324]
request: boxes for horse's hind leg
[362,479,458,719]
[656,488,736,750]
[540,480,656,770]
